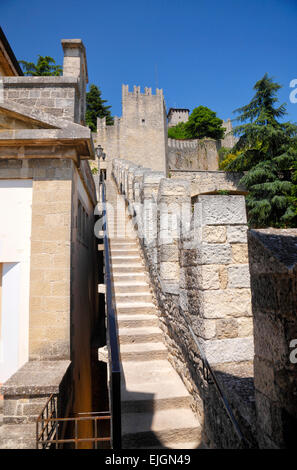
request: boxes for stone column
[157,178,191,289]
[139,171,164,264]
[62,39,88,124]
[248,228,297,448]
[180,195,253,366]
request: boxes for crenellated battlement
[122,84,163,98]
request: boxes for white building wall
[0,179,33,382]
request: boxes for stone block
[198,195,247,225]
[237,318,253,337]
[196,244,232,265]
[200,289,252,318]
[228,265,251,288]
[196,265,220,290]
[203,336,254,364]
[231,244,249,263]
[227,225,248,243]
[160,261,179,281]
[202,225,226,243]
[216,319,238,339]
[159,244,179,262]
[191,317,216,340]
[218,266,228,289]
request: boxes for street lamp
[96,145,103,159]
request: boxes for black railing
[133,220,252,449]
[101,180,122,450]
[187,324,252,448]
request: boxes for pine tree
[19,56,62,76]
[85,84,113,132]
[225,73,297,228]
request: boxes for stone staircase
[106,179,203,449]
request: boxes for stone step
[118,326,163,344]
[111,250,139,257]
[114,293,152,304]
[110,243,138,249]
[121,360,191,413]
[112,264,144,273]
[113,273,148,282]
[116,302,157,315]
[111,255,141,262]
[114,282,150,293]
[120,342,167,361]
[122,408,201,448]
[109,235,137,242]
[117,314,159,328]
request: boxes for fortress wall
[167,119,237,171]
[170,169,245,196]
[168,137,220,170]
[112,157,256,448]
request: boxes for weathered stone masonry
[112,157,256,448]
[248,229,297,448]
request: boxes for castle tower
[167,108,190,127]
[96,84,168,175]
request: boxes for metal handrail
[101,180,122,450]
[187,324,251,448]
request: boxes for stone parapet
[1,360,70,424]
[111,157,256,447]
[248,228,297,448]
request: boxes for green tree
[168,122,188,140]
[225,73,297,228]
[85,84,113,132]
[185,106,225,140]
[168,106,224,140]
[19,56,62,76]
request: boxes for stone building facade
[167,108,190,127]
[0,35,98,448]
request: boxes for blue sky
[1,0,297,123]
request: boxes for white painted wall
[0,179,33,382]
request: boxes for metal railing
[101,180,122,450]
[36,394,111,449]
[187,324,252,448]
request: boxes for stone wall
[248,229,297,448]
[170,169,246,196]
[96,85,168,174]
[2,77,78,122]
[167,119,237,171]
[112,157,256,448]
[168,137,220,171]
[2,39,88,125]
